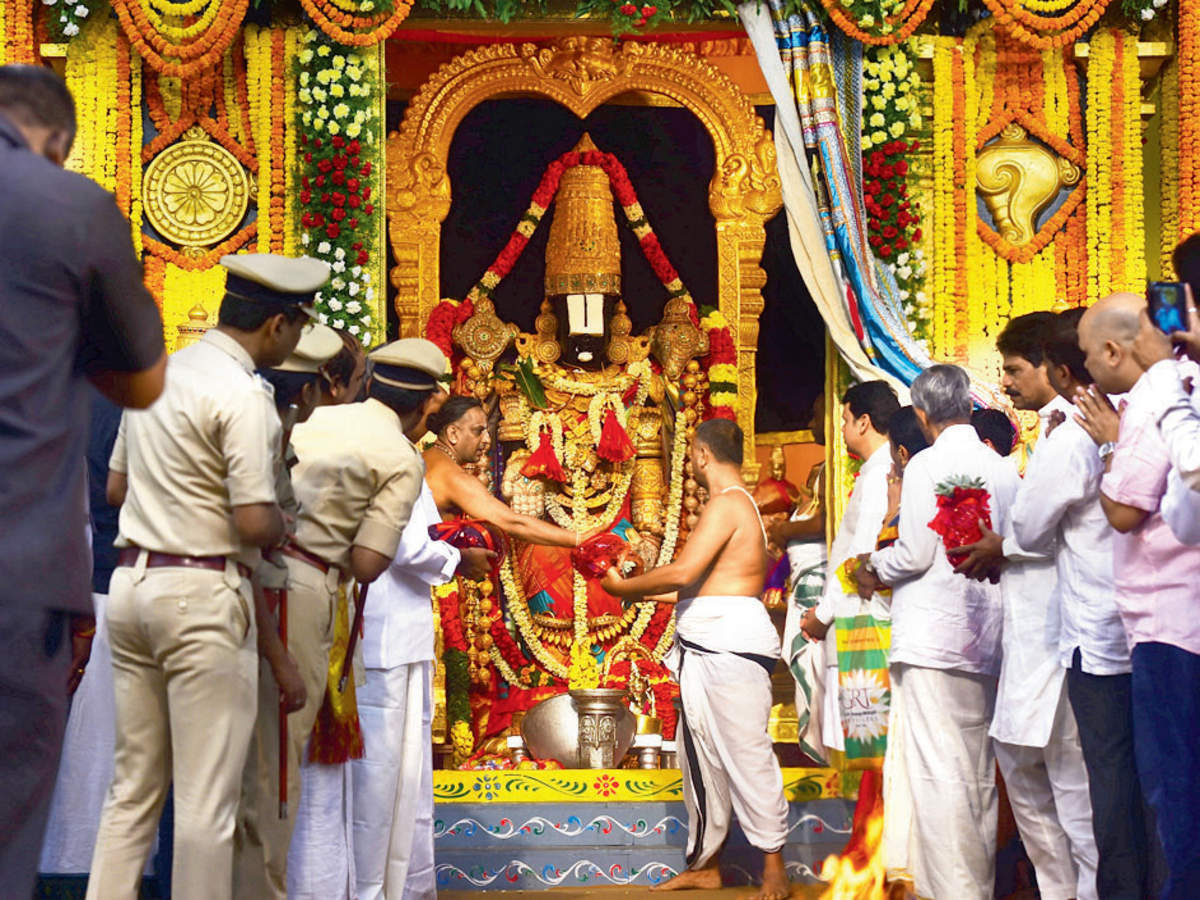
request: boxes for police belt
[280,542,345,581]
[117,547,252,579]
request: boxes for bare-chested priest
[602,418,792,900]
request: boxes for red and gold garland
[427,146,727,385]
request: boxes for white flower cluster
[853,0,904,34]
[862,42,922,151]
[41,0,90,39]
[296,29,379,345]
[297,31,374,140]
[894,250,932,337]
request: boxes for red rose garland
[864,140,923,260]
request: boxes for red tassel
[597,408,635,462]
[520,432,566,482]
[307,686,365,765]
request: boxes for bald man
[1076,292,1200,899]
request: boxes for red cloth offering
[927,476,992,568]
[428,518,507,570]
[521,432,566,482]
[596,408,635,462]
[571,533,645,580]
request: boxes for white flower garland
[543,463,635,533]
[524,410,565,458]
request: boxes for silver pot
[520,690,636,769]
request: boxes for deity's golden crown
[544,133,621,296]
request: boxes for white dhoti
[883,664,998,900]
[671,596,790,869]
[994,684,1098,900]
[352,661,435,900]
[40,593,146,874]
[286,759,357,900]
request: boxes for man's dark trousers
[0,607,72,898]
[1131,642,1200,900]
[1067,649,1149,899]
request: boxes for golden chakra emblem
[144,131,249,248]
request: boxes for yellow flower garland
[1160,56,1181,275]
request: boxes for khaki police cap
[368,338,449,391]
[276,323,343,374]
[220,253,331,317]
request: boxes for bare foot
[651,865,723,891]
[742,851,792,900]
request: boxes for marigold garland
[1182,0,1200,243]
[1,0,34,64]
[812,0,935,46]
[110,0,249,77]
[297,0,415,46]
[978,0,1113,49]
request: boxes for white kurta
[871,424,1016,899]
[803,443,891,755]
[352,482,457,900]
[994,395,1099,900]
[1011,405,1128,676]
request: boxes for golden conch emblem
[976,123,1081,248]
[144,127,250,249]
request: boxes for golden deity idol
[446,136,709,736]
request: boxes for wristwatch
[1098,441,1116,463]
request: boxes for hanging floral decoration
[699,309,737,420]
[109,0,249,77]
[297,0,414,45]
[1181,0,1200,246]
[295,28,382,345]
[861,42,928,337]
[1085,28,1146,300]
[42,0,94,41]
[810,0,936,46]
[1,0,35,64]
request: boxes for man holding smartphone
[1075,290,1200,900]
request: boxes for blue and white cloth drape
[740,0,933,390]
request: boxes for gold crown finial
[544,135,621,295]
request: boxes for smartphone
[1147,282,1188,334]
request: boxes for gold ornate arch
[385,36,782,474]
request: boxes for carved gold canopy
[385,37,782,474]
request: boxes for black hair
[217,293,308,332]
[1173,232,1200,298]
[323,332,362,389]
[887,406,929,459]
[369,379,430,415]
[841,381,901,435]
[0,65,75,140]
[972,408,1016,457]
[259,369,322,414]
[996,311,1057,367]
[1043,308,1092,385]
[426,396,483,436]
[694,418,743,465]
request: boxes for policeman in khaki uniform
[284,338,450,895]
[233,321,346,900]
[87,254,329,900]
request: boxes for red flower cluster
[437,586,468,653]
[298,132,375,258]
[863,139,922,260]
[927,479,993,570]
[426,298,475,358]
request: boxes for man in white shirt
[855,365,1016,900]
[796,381,898,763]
[984,313,1098,900]
[1012,309,1148,899]
[351,423,495,900]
